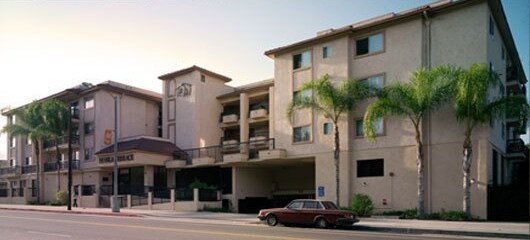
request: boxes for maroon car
[257,199,359,228]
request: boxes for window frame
[293,125,312,143]
[84,122,95,135]
[358,73,385,90]
[355,32,385,57]
[323,45,332,59]
[84,96,94,109]
[355,118,384,137]
[84,148,94,161]
[293,50,312,70]
[323,122,332,135]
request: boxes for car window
[315,202,323,209]
[287,201,302,209]
[302,201,318,209]
[321,201,338,209]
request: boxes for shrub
[52,191,67,206]
[381,208,417,219]
[429,209,471,221]
[189,179,216,189]
[351,193,374,217]
[200,206,231,212]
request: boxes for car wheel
[315,218,328,229]
[266,215,278,226]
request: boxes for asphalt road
[0,209,494,240]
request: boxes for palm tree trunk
[414,123,425,218]
[462,134,472,217]
[333,122,340,207]
[55,139,61,193]
[35,143,41,203]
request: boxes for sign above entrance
[99,154,134,164]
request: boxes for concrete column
[167,169,175,188]
[148,192,152,210]
[240,93,249,154]
[127,194,132,208]
[193,188,199,211]
[268,86,275,149]
[170,189,175,210]
[77,185,82,207]
[144,165,154,188]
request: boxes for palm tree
[363,65,459,217]
[454,63,529,217]
[2,99,70,200]
[287,75,374,206]
[2,101,51,203]
[41,99,70,192]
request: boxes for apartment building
[160,0,527,220]
[1,0,526,220]
[1,81,164,207]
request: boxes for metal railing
[507,138,526,153]
[11,188,23,197]
[198,189,218,201]
[43,135,80,149]
[131,193,148,207]
[175,188,194,201]
[152,187,171,204]
[0,166,21,176]
[43,160,80,172]
[174,138,276,164]
[21,165,37,174]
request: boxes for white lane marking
[27,231,72,238]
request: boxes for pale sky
[0,0,528,159]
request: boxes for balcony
[43,135,80,150]
[43,160,80,172]
[222,114,238,124]
[21,165,37,174]
[506,138,529,159]
[0,166,21,178]
[249,108,268,120]
[169,138,279,167]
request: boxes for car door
[281,200,303,223]
[300,201,318,224]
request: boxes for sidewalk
[0,204,528,239]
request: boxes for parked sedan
[257,199,359,228]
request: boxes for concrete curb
[352,225,529,239]
[0,207,141,217]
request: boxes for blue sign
[318,186,325,197]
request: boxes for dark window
[356,33,383,56]
[323,46,332,58]
[323,122,332,135]
[200,74,206,83]
[84,148,93,161]
[357,159,384,177]
[287,201,303,209]
[293,125,311,142]
[84,122,94,135]
[302,201,319,209]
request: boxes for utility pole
[67,105,73,210]
[112,96,120,213]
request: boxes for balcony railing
[0,166,21,176]
[173,138,276,164]
[43,135,80,149]
[507,138,527,154]
[21,165,37,174]
[43,160,80,172]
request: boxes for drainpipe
[423,10,433,214]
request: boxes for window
[74,151,80,161]
[84,122,94,135]
[9,159,15,167]
[356,33,383,56]
[323,122,332,135]
[293,51,311,69]
[287,201,303,209]
[359,75,384,89]
[489,16,494,36]
[84,96,94,109]
[501,123,505,140]
[9,137,15,148]
[323,46,332,59]
[356,118,383,137]
[25,157,31,165]
[26,138,31,145]
[293,125,311,143]
[200,74,206,83]
[357,159,384,177]
[84,148,93,161]
[302,201,321,209]
[293,89,312,101]
[489,62,494,73]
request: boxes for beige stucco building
[1,0,527,220]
